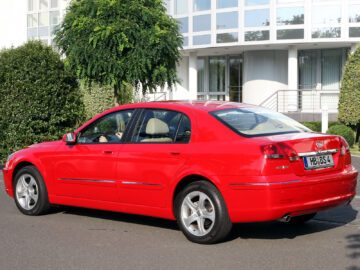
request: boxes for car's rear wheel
[13,165,50,216]
[289,213,317,224]
[174,181,232,244]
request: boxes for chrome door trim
[58,178,116,183]
[121,181,163,186]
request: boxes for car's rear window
[210,107,311,137]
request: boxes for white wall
[0,0,27,49]
[243,50,288,106]
[171,56,190,100]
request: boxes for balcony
[260,89,340,122]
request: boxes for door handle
[170,152,181,155]
[103,150,113,154]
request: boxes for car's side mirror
[62,132,76,144]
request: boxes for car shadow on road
[228,204,358,241]
[48,203,358,243]
[51,205,180,231]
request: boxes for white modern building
[1,0,360,120]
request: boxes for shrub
[301,121,339,132]
[81,84,114,121]
[0,41,85,162]
[326,124,355,147]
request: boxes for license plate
[303,154,334,170]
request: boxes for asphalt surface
[1,158,360,270]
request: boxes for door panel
[53,109,135,202]
[117,109,192,208]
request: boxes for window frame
[128,108,192,144]
[76,109,136,145]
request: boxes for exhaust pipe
[279,214,291,223]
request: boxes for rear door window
[131,109,191,143]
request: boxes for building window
[27,14,38,28]
[50,11,60,25]
[277,29,304,39]
[312,5,341,24]
[312,28,341,38]
[28,0,39,12]
[198,58,205,92]
[216,32,238,43]
[277,7,304,26]
[39,12,49,27]
[194,0,211,12]
[217,0,238,9]
[193,35,211,45]
[193,14,211,32]
[183,37,189,46]
[350,27,360,37]
[177,17,188,33]
[40,0,48,10]
[50,0,58,9]
[209,57,226,92]
[217,12,238,30]
[245,9,270,27]
[175,0,188,14]
[349,5,360,23]
[321,49,344,90]
[245,30,269,41]
[298,50,317,89]
[245,0,269,6]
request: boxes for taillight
[340,137,350,156]
[261,144,284,159]
[340,137,351,165]
[261,143,299,161]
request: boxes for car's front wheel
[174,181,232,244]
[13,165,50,216]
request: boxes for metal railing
[259,89,340,113]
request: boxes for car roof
[111,100,257,113]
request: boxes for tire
[13,165,50,216]
[289,213,317,224]
[174,181,232,244]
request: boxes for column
[287,45,298,112]
[188,52,198,100]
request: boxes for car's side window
[78,109,134,144]
[175,115,191,143]
[131,109,191,143]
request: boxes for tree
[0,41,85,162]
[338,47,360,143]
[55,0,183,105]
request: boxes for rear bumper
[223,167,358,223]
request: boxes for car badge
[316,140,323,150]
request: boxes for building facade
[1,0,360,118]
[165,0,360,119]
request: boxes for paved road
[1,158,360,270]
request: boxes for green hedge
[0,41,85,162]
[301,121,339,132]
[326,124,355,147]
[81,83,114,121]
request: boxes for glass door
[229,56,243,102]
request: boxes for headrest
[146,118,169,135]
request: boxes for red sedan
[2,101,358,244]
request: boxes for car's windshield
[210,107,311,137]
